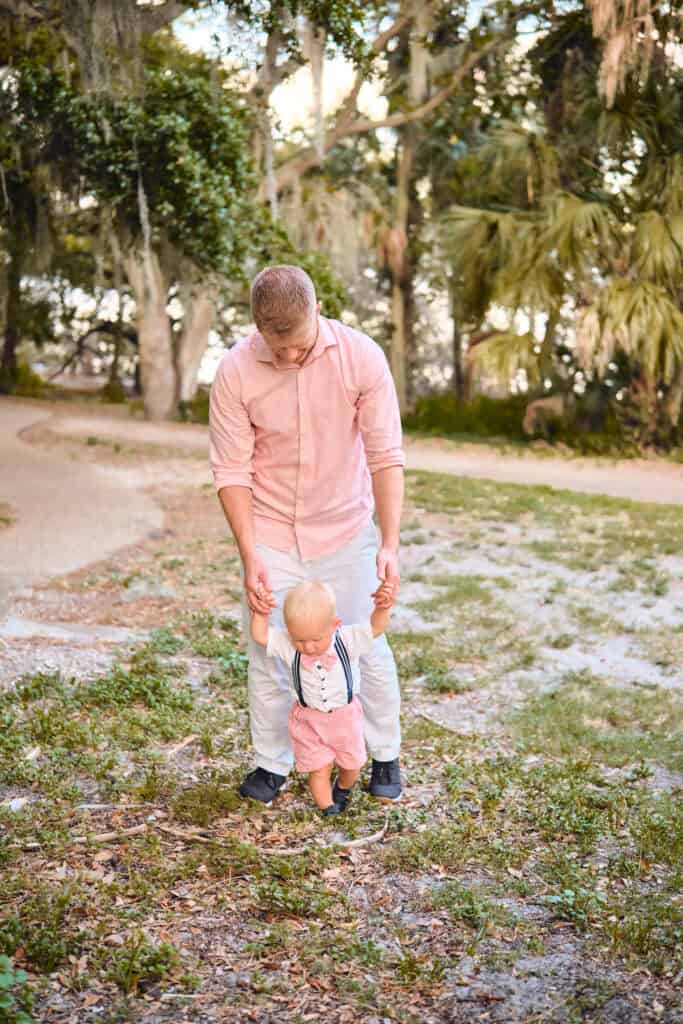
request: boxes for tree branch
[140,1,191,35]
[274,31,503,194]
[0,0,48,21]
[48,322,138,381]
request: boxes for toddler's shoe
[332,781,353,811]
[321,803,342,817]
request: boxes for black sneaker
[369,758,402,800]
[332,782,352,811]
[239,767,286,803]
[321,804,342,817]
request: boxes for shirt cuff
[366,450,406,474]
[213,469,254,492]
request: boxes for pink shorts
[288,696,366,774]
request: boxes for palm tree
[438,4,683,442]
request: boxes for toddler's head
[283,581,341,656]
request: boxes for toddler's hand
[372,579,395,609]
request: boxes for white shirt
[267,623,375,712]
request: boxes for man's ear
[316,301,322,314]
[333,616,342,628]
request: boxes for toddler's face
[287,610,340,656]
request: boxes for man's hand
[244,555,276,614]
[374,546,400,606]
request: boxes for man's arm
[372,465,404,591]
[210,357,274,615]
[218,486,274,614]
[355,338,406,592]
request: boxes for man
[209,265,404,803]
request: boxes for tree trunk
[450,283,466,403]
[0,235,23,393]
[390,126,416,414]
[665,371,683,429]
[124,248,176,420]
[391,279,407,414]
[389,2,431,412]
[176,288,216,404]
[108,249,125,389]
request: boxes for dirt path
[0,399,164,613]
[3,395,682,615]
[46,406,683,505]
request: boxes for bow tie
[301,652,337,671]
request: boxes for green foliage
[0,884,89,973]
[74,649,193,713]
[404,393,528,441]
[147,628,184,656]
[13,60,255,277]
[106,932,179,994]
[100,379,127,404]
[171,771,242,827]
[0,955,33,1024]
[0,362,48,399]
[509,670,683,770]
[543,887,607,927]
[437,4,683,443]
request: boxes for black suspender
[292,632,353,708]
[292,651,304,706]
[334,633,353,704]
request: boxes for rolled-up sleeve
[357,340,405,474]
[209,354,255,492]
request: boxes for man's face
[261,304,320,367]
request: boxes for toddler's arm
[250,609,269,647]
[370,580,394,638]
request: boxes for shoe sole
[369,791,402,803]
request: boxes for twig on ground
[19,823,149,850]
[165,734,198,759]
[17,811,391,856]
[158,812,391,856]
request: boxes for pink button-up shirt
[209,316,405,560]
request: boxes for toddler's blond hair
[283,580,336,630]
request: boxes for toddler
[251,579,393,816]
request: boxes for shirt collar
[251,316,337,367]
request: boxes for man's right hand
[244,555,277,614]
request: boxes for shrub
[178,387,210,425]
[0,361,47,398]
[0,955,34,1024]
[403,394,528,441]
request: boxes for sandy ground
[1,397,682,1023]
[45,405,683,503]
[0,400,167,614]
[2,394,683,615]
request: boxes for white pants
[243,520,401,776]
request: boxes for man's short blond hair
[284,580,336,629]
[250,265,317,336]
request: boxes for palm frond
[540,192,617,273]
[469,331,543,389]
[586,279,683,383]
[631,210,683,286]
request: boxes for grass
[2,467,682,1019]
[406,470,683,559]
[509,669,683,769]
